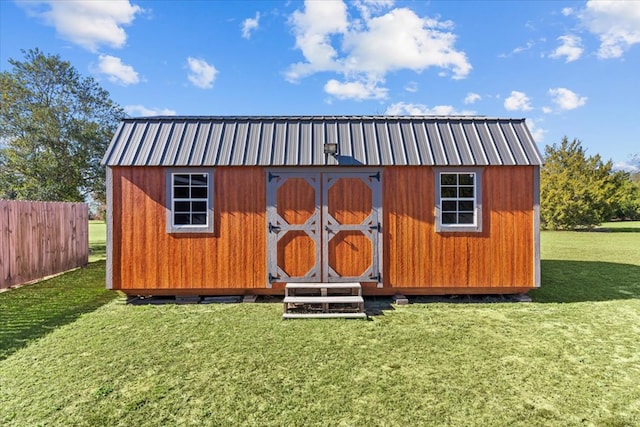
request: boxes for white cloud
[549,35,583,62]
[242,12,260,39]
[124,105,177,117]
[548,87,587,110]
[404,81,418,93]
[287,1,471,100]
[561,7,574,17]
[580,0,640,58]
[186,57,218,89]
[324,79,387,100]
[504,91,533,111]
[542,106,553,114]
[499,41,534,58]
[384,102,474,116]
[613,161,639,172]
[19,0,143,51]
[525,118,547,142]
[464,92,481,104]
[96,55,139,85]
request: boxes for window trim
[165,168,214,233]
[435,168,483,233]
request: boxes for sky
[1,0,639,170]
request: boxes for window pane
[459,187,474,198]
[458,213,474,224]
[441,174,457,185]
[459,173,474,185]
[192,201,207,212]
[441,187,457,198]
[175,201,190,212]
[174,187,189,198]
[192,213,207,225]
[174,213,190,225]
[174,174,190,185]
[191,174,208,186]
[459,201,474,211]
[191,187,207,199]
[442,213,457,224]
[442,201,457,211]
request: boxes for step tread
[284,295,364,304]
[283,312,367,319]
[285,282,361,289]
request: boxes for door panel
[267,170,381,286]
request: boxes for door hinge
[268,172,280,182]
[369,222,381,232]
[269,223,281,233]
[368,171,380,181]
[371,272,382,282]
[269,273,278,282]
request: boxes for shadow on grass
[530,260,640,303]
[0,261,119,361]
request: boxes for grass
[88,220,106,262]
[0,225,639,426]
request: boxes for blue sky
[1,0,639,169]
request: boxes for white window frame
[166,168,214,233]
[435,168,483,233]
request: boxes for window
[166,169,214,233]
[435,169,482,232]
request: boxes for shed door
[267,171,381,286]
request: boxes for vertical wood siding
[111,167,266,290]
[384,166,535,289]
[0,200,88,289]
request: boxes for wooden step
[284,295,363,304]
[285,282,361,289]
[283,312,367,319]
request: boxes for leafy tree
[609,170,640,220]
[540,137,615,230]
[0,48,124,202]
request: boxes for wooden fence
[0,200,88,289]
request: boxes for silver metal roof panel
[102,116,543,167]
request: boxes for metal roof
[102,116,543,167]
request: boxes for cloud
[504,91,533,111]
[242,12,260,39]
[124,105,177,117]
[324,79,387,100]
[561,7,574,17]
[95,55,139,85]
[549,35,583,62]
[464,92,481,104]
[613,161,639,172]
[19,0,143,51]
[384,102,474,116]
[287,1,471,100]
[404,81,418,93]
[186,57,218,89]
[499,40,535,58]
[548,87,587,110]
[580,0,640,58]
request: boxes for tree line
[1,49,639,229]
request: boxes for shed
[102,116,543,296]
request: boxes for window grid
[172,173,209,227]
[440,172,476,225]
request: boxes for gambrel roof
[102,116,543,167]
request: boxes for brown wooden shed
[102,116,543,296]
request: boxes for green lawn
[1,225,639,426]
[88,220,106,262]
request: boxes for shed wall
[384,166,535,289]
[110,166,267,291]
[109,165,536,294]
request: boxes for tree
[0,48,124,202]
[609,170,640,220]
[540,137,616,230]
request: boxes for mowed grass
[88,220,106,262]
[1,224,639,426]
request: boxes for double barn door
[267,170,382,286]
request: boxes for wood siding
[110,165,536,294]
[0,200,88,289]
[384,166,535,289]
[110,167,266,291]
